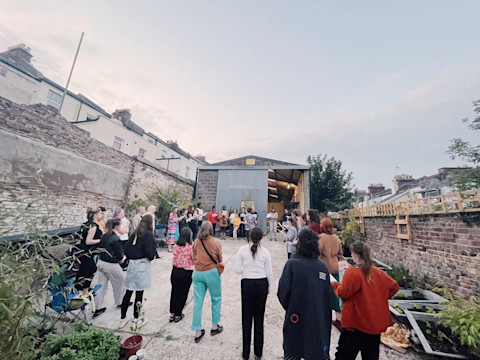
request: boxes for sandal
[194,329,205,343]
[169,314,175,323]
[174,313,185,323]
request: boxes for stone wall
[364,213,480,297]
[0,97,194,236]
[196,170,218,209]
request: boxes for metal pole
[59,32,84,113]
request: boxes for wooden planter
[389,301,445,325]
[390,288,449,303]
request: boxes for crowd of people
[73,204,399,360]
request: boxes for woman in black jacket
[93,218,126,318]
[278,229,332,360]
[120,214,157,323]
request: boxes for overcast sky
[1,1,478,189]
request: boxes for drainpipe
[193,167,199,200]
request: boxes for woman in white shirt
[234,227,273,360]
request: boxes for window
[161,150,166,159]
[113,136,124,150]
[138,148,146,159]
[47,90,62,109]
[148,138,155,144]
[185,166,190,178]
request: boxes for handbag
[199,238,224,274]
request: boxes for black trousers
[239,223,245,238]
[335,328,381,360]
[121,290,144,319]
[212,223,216,235]
[241,278,268,359]
[169,266,193,316]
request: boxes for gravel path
[92,236,434,359]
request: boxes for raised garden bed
[390,288,448,303]
[405,311,470,359]
[389,301,445,324]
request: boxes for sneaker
[93,307,106,318]
[210,324,223,336]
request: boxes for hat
[172,204,179,209]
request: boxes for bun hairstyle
[249,227,263,258]
[105,218,121,233]
[350,241,373,279]
[86,207,101,222]
[320,218,334,235]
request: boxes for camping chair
[45,264,101,326]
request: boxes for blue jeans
[191,268,222,330]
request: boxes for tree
[307,154,354,212]
[447,100,480,190]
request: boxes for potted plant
[386,265,414,288]
[122,302,146,358]
[337,220,363,257]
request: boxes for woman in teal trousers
[191,221,223,343]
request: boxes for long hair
[105,218,121,233]
[135,214,153,238]
[197,221,213,241]
[320,218,334,235]
[350,241,373,279]
[249,227,263,259]
[288,217,298,230]
[296,229,320,258]
[177,227,193,246]
[308,209,320,224]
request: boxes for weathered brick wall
[364,213,480,297]
[196,170,218,209]
[0,97,194,236]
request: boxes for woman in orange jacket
[330,241,399,360]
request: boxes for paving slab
[91,236,431,360]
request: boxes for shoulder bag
[199,238,225,274]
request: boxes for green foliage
[447,100,480,190]
[38,322,120,360]
[386,265,415,288]
[307,154,354,212]
[337,220,362,246]
[437,296,480,353]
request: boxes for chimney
[112,109,132,123]
[167,140,179,151]
[391,174,414,195]
[368,183,385,196]
[196,155,207,164]
[2,44,33,63]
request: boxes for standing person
[308,209,321,234]
[191,221,223,343]
[94,218,126,317]
[281,208,289,224]
[178,208,189,231]
[245,208,256,241]
[229,209,238,238]
[130,206,146,235]
[277,229,332,360]
[147,205,157,233]
[195,203,205,228]
[208,206,218,236]
[120,214,157,323]
[169,227,194,323]
[331,241,399,360]
[299,213,309,233]
[267,207,278,241]
[218,205,229,240]
[318,218,344,329]
[251,207,258,227]
[187,205,198,239]
[113,208,130,251]
[233,211,241,240]
[167,205,179,252]
[239,207,247,240]
[285,218,298,259]
[96,206,106,233]
[234,227,273,360]
[75,208,103,294]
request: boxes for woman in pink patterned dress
[167,205,179,252]
[169,227,195,322]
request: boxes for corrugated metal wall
[216,169,268,233]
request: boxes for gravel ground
[91,236,438,360]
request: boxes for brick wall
[364,213,480,297]
[0,96,194,235]
[196,170,218,209]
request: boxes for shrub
[386,265,414,288]
[337,220,363,247]
[38,323,120,360]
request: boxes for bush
[386,265,415,288]
[38,323,120,360]
[337,220,363,247]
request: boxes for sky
[0,1,479,190]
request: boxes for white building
[0,44,206,181]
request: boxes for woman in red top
[169,227,195,323]
[307,209,321,234]
[331,241,399,360]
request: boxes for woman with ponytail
[234,227,273,360]
[331,241,399,360]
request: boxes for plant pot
[122,335,143,358]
